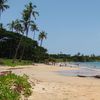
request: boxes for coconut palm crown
[31,23,39,40]
[38,31,47,46]
[0,0,9,19]
[7,20,15,32]
[25,2,39,20]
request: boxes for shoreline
[58,66,100,77]
[0,64,100,100]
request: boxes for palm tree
[21,2,39,36]
[18,9,32,62]
[25,2,39,20]
[19,2,39,61]
[12,19,24,63]
[14,19,23,33]
[0,0,9,20]
[21,9,31,36]
[7,20,15,32]
[31,23,39,40]
[38,31,47,47]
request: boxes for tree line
[50,53,100,62]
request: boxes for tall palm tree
[21,2,39,36]
[31,23,39,40]
[0,0,9,20]
[25,2,39,20]
[7,20,15,32]
[12,19,24,63]
[19,9,32,62]
[21,9,30,36]
[38,31,47,47]
[19,2,39,61]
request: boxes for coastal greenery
[0,58,32,67]
[50,53,100,62]
[0,73,32,100]
[0,29,48,63]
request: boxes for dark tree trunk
[19,28,28,62]
[40,39,43,47]
[12,35,23,63]
[33,31,35,40]
[19,45,25,62]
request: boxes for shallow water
[71,62,100,69]
[58,62,100,76]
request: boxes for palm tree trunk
[12,35,23,63]
[11,29,13,32]
[40,39,43,47]
[19,29,28,62]
[0,10,2,29]
[0,10,1,21]
[19,45,25,62]
[33,31,35,40]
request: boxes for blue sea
[58,62,100,76]
[72,62,100,69]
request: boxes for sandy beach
[1,64,100,100]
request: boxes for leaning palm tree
[38,31,47,47]
[31,23,39,40]
[0,0,9,20]
[12,19,24,63]
[7,20,15,32]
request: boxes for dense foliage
[50,53,100,62]
[0,73,32,100]
[0,29,48,62]
[0,58,32,66]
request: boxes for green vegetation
[0,0,99,65]
[0,73,32,100]
[38,31,47,47]
[0,1,48,64]
[50,53,100,62]
[0,29,48,63]
[0,0,9,20]
[0,58,32,67]
[0,1,50,100]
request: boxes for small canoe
[93,75,100,78]
[77,75,87,77]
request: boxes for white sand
[1,64,100,100]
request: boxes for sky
[2,0,100,55]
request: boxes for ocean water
[58,62,100,76]
[72,62,100,69]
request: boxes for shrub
[0,73,32,100]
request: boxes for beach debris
[0,70,12,76]
[42,88,45,90]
